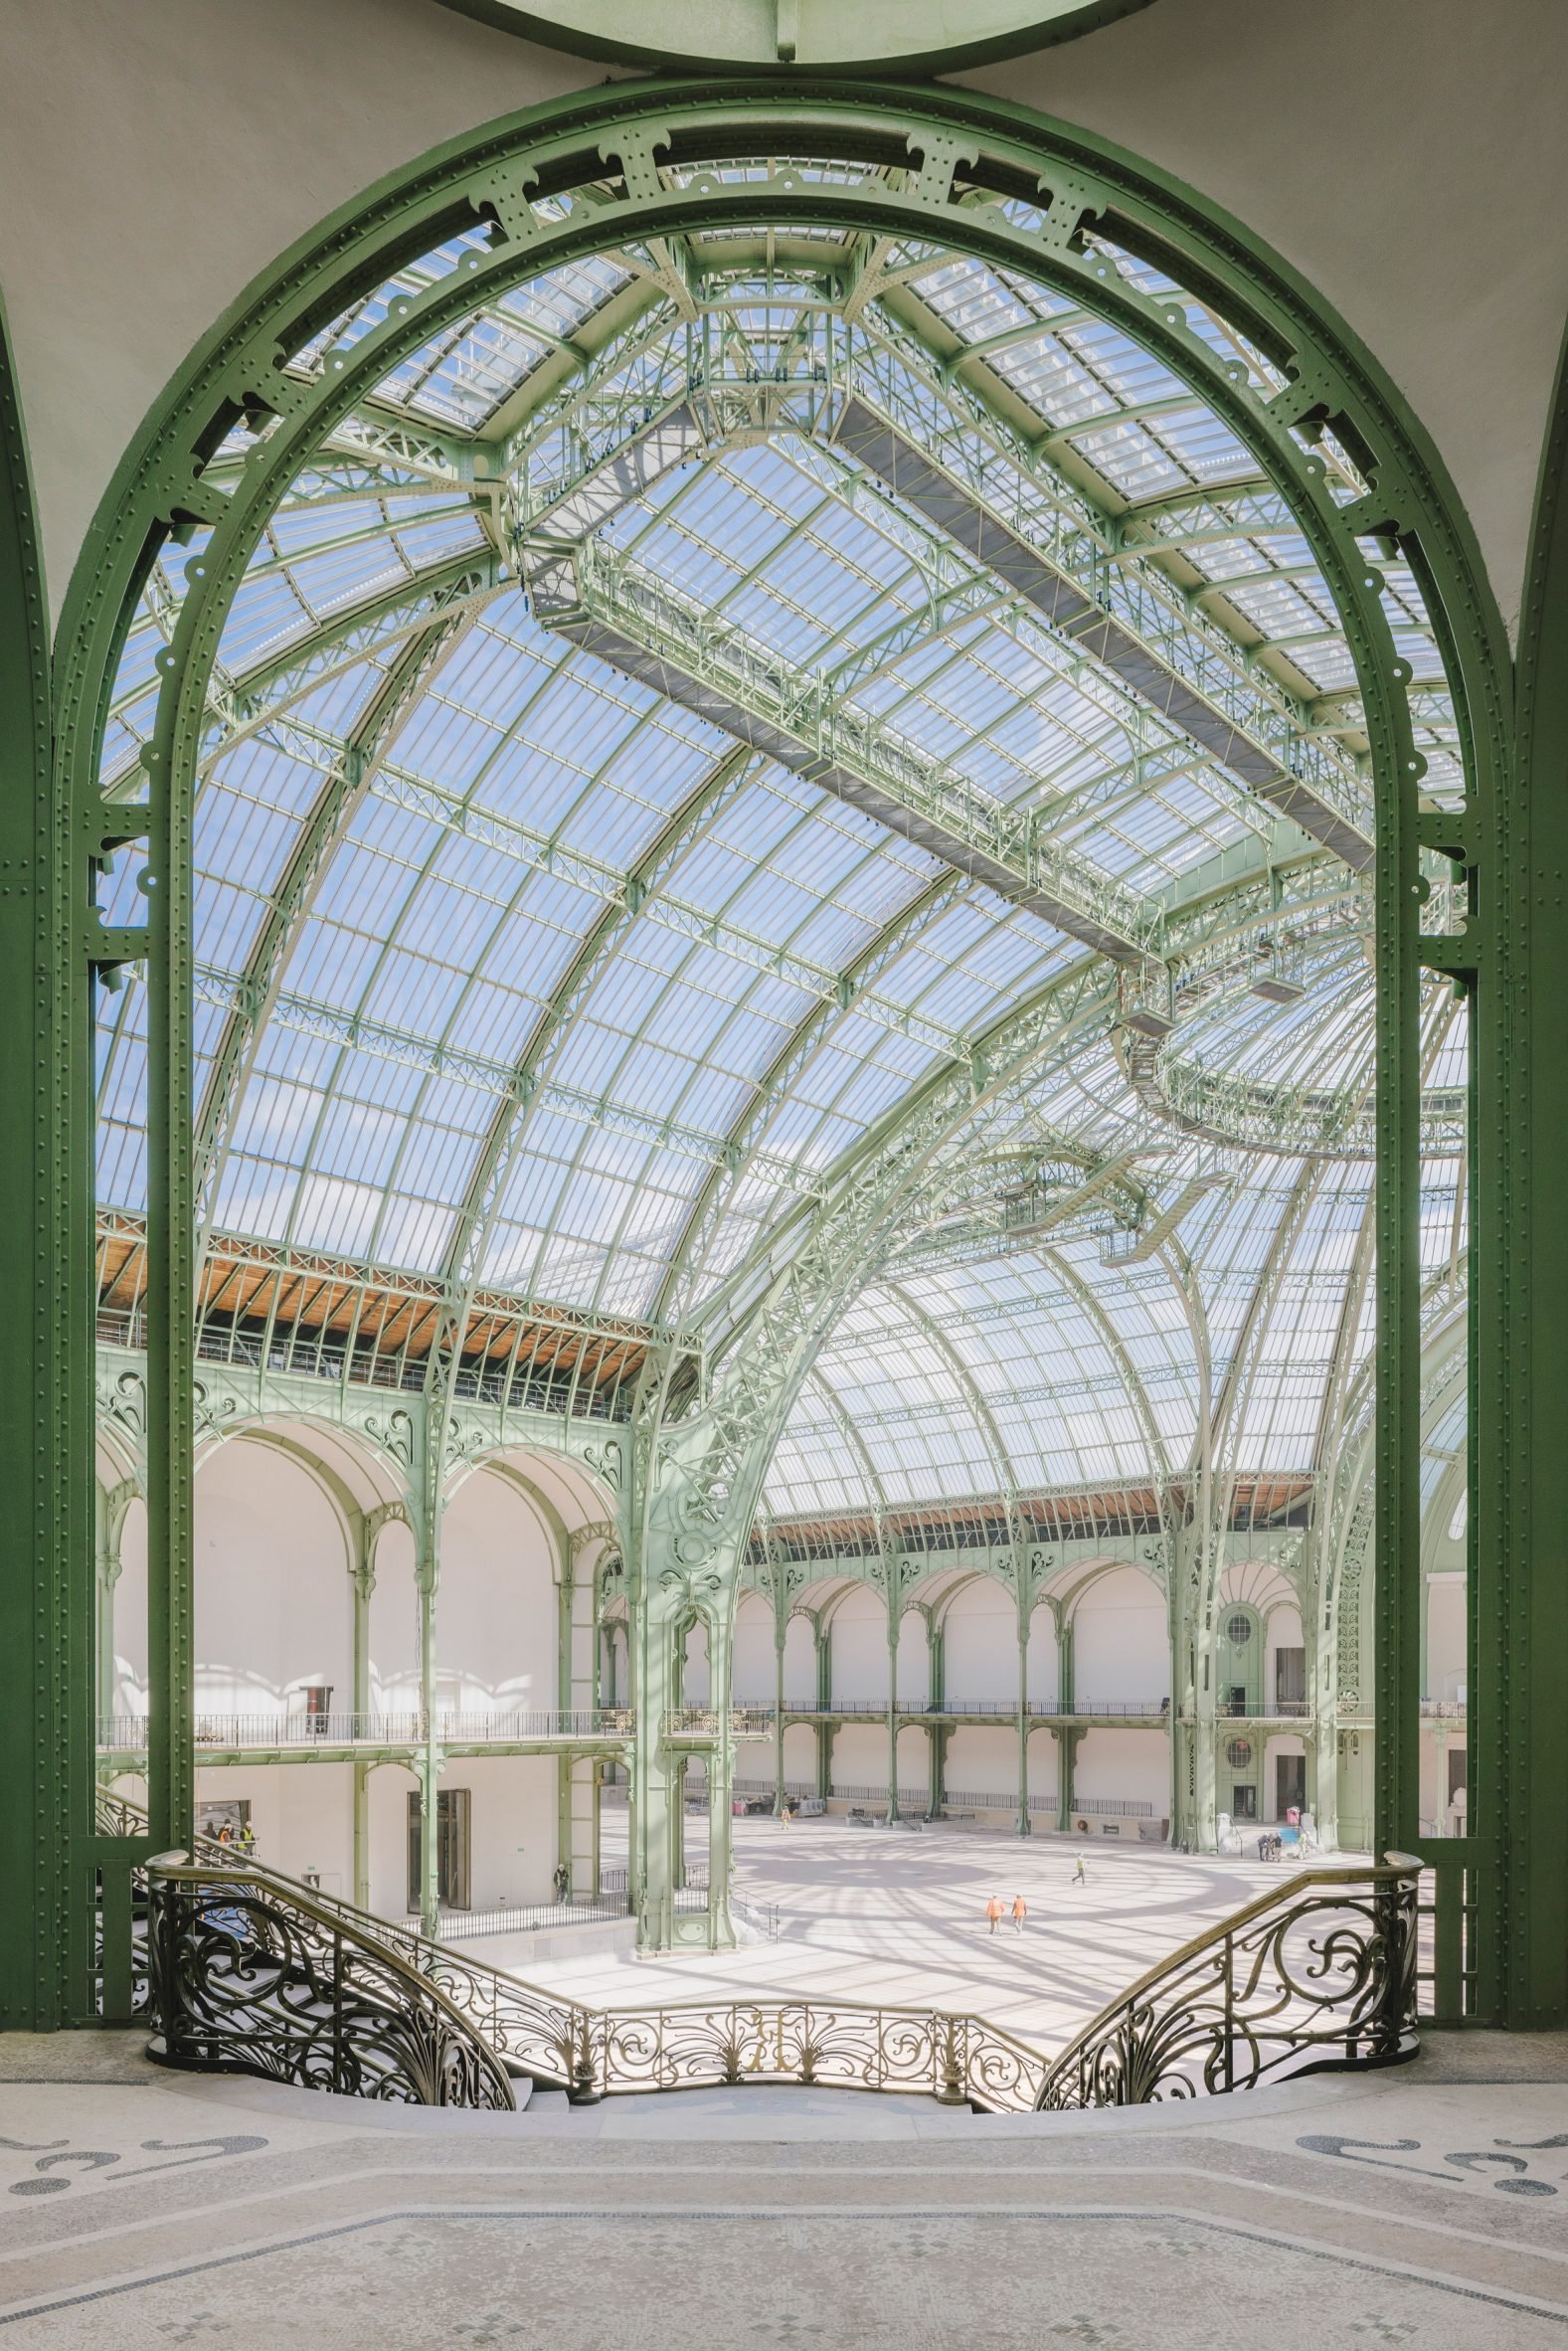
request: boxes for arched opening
[47,75,1506,2013]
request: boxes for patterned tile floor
[4,2041,1568,2345]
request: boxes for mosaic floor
[4,2036,1568,2346]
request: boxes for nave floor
[480,1817,1326,2056]
[3,2031,1568,2347]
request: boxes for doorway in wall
[1275,1753,1307,1817]
[407,1788,471,1911]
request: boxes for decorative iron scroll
[1035,1854,1421,2110]
[147,1863,516,2109]
[121,1790,1418,2114]
[93,1785,149,1839]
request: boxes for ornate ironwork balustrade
[119,1795,1419,2115]
[147,1860,517,2108]
[1034,1853,1421,2109]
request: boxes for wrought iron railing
[1033,1853,1420,2109]
[108,1796,1419,2115]
[663,1707,773,1738]
[97,1707,634,1749]
[147,1860,517,2108]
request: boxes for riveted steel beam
[533,539,1160,961]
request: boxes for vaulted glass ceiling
[92,187,1468,1515]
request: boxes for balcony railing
[662,1708,774,1739]
[735,1698,1175,1720]
[118,1792,1418,2114]
[97,1708,634,1751]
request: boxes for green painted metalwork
[0,296,93,2031]
[1485,314,1568,2025]
[46,79,1506,1982]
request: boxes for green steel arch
[26,75,1514,2021]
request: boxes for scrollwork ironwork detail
[1035,1855,1419,2110]
[147,1864,516,2109]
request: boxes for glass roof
[94,190,1467,1515]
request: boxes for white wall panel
[732,1594,776,1702]
[193,1440,350,1715]
[1071,1568,1169,1707]
[829,1587,887,1704]
[943,1580,1017,1705]
[437,1469,558,1714]
[1025,1600,1059,1708]
[1071,1728,1171,1822]
[782,1614,816,1704]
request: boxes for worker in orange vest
[985,1895,1004,1934]
[1011,1894,1028,1933]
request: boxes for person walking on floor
[1072,1852,1089,1886]
[1011,1894,1027,1933]
[985,1895,1004,1934]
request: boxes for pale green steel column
[1015,1592,1030,1839]
[773,1617,786,1816]
[884,1584,900,1826]
[351,1518,376,1913]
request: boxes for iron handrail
[146,1857,518,2109]
[106,1796,1420,2115]
[1034,1850,1421,2109]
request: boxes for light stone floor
[4,2048,1568,2344]
[4,1828,1542,2347]
[467,1816,1323,2055]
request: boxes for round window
[1227,1738,1253,1770]
[1226,1612,1254,1647]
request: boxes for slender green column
[1056,1726,1084,1835]
[773,1621,786,1816]
[1015,1597,1031,1839]
[926,1615,946,1821]
[0,297,93,2030]
[884,1591,900,1826]
[351,1516,376,1912]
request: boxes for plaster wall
[782,1613,816,1705]
[683,1620,710,1708]
[196,1760,354,1897]
[828,1720,887,1794]
[436,1470,560,1713]
[1025,1601,1059,1708]
[782,1721,817,1787]
[943,1579,1018,1705]
[896,1722,932,1798]
[368,1518,419,1713]
[945,1725,1017,1798]
[1072,1727,1170,1822]
[1428,1575,1467,1700]
[1026,1725,1059,1805]
[829,1587,888,1704]
[1071,1567,1168,1706]
[453,1754,561,1909]
[192,1440,351,1715]
[1264,1604,1306,1712]
[896,1610,929,1708]
[732,1595,776,1701]
[369,1761,422,1917]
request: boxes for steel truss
[11,81,1507,2023]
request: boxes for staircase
[95,1794,1419,2114]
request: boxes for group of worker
[985,1853,1089,1933]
